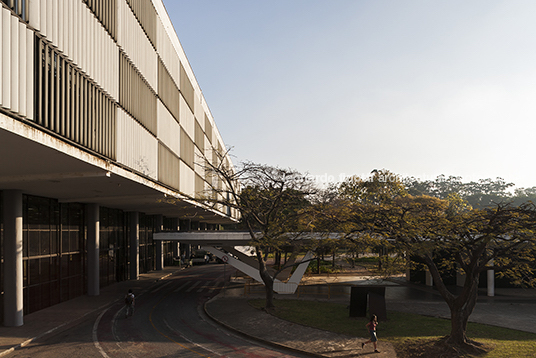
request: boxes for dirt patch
[394,337,493,358]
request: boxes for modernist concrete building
[0,0,238,326]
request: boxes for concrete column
[155,215,163,271]
[171,218,179,259]
[86,204,100,296]
[487,259,495,297]
[425,269,433,287]
[3,190,24,327]
[129,212,139,280]
[173,242,179,259]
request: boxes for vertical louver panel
[116,107,158,179]
[0,10,33,117]
[204,114,212,145]
[195,173,204,199]
[157,57,179,122]
[10,14,19,113]
[119,50,157,135]
[34,36,116,160]
[82,0,116,40]
[194,120,204,153]
[179,94,194,141]
[2,9,11,108]
[180,128,194,169]
[117,0,157,92]
[155,15,180,90]
[158,143,180,190]
[180,161,195,197]
[124,0,156,49]
[25,26,33,120]
[179,63,194,112]
[156,100,180,157]
[29,0,119,102]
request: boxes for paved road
[7,265,309,358]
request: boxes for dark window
[22,196,86,315]
[99,207,127,286]
[1,0,29,23]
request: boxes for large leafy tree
[202,154,316,308]
[338,171,536,350]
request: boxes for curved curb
[203,294,327,358]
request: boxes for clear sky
[162,0,536,188]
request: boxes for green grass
[249,299,536,357]
[306,259,341,274]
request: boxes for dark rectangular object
[349,286,368,317]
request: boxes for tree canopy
[332,170,536,348]
[201,156,316,308]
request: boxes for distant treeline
[403,175,536,209]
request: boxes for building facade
[0,0,237,326]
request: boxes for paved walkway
[1,268,535,357]
[205,293,396,357]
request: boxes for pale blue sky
[162,1,536,188]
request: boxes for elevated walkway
[154,231,314,294]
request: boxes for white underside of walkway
[154,231,313,294]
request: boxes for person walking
[125,289,135,318]
[362,314,380,353]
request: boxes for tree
[404,175,515,208]
[398,199,536,348]
[337,171,536,351]
[202,153,316,309]
[512,186,536,206]
[340,169,407,205]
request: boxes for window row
[35,37,117,160]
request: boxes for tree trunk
[448,307,468,345]
[423,255,479,347]
[332,251,336,268]
[255,246,275,309]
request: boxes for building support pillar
[129,212,139,280]
[87,204,100,296]
[487,259,495,297]
[3,190,24,327]
[425,269,433,287]
[155,215,163,271]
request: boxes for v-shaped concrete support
[202,246,313,294]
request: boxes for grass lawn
[249,299,536,357]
